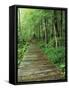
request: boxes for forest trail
[18,43,64,82]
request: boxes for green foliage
[38,41,65,72]
[18,48,24,65]
[18,42,29,65]
[17,8,66,75]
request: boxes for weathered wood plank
[18,43,64,82]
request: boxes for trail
[18,43,64,82]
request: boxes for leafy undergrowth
[38,41,65,73]
[18,42,29,65]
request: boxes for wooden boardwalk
[18,43,64,82]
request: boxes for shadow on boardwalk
[18,43,64,82]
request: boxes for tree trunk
[54,11,58,48]
[61,10,63,38]
[44,18,47,44]
[54,24,58,48]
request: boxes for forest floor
[18,42,64,82]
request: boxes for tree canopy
[18,8,65,48]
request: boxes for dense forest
[17,8,65,74]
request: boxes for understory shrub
[18,42,29,65]
[38,41,65,72]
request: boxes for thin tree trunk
[18,9,20,31]
[61,10,63,38]
[54,24,58,48]
[39,23,40,40]
[54,11,58,48]
[44,18,47,44]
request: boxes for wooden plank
[18,43,64,82]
